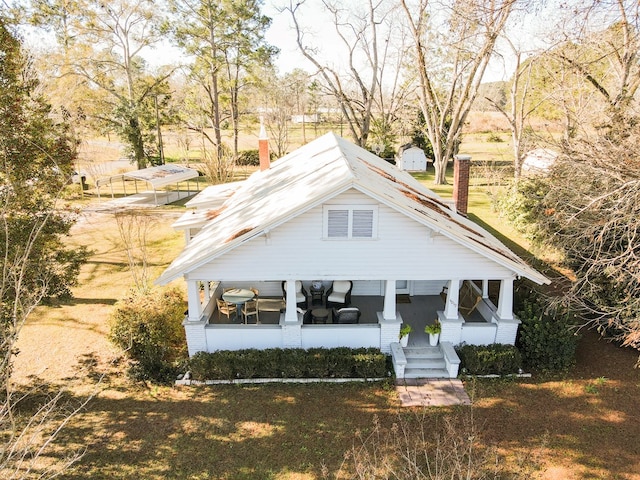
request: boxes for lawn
[10,131,640,479]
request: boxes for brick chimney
[258,118,270,171]
[453,155,471,216]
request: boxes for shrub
[236,149,260,166]
[486,132,504,142]
[109,287,187,383]
[186,347,389,381]
[456,344,522,375]
[353,349,388,378]
[516,292,578,372]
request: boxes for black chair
[282,281,308,309]
[332,307,361,324]
[325,280,352,308]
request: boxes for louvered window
[352,209,374,237]
[327,209,349,237]
[324,205,377,239]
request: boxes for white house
[156,133,549,379]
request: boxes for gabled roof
[156,133,549,285]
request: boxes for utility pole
[154,94,165,164]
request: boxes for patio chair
[217,298,237,321]
[242,299,259,324]
[332,306,361,324]
[440,281,482,316]
[282,281,308,309]
[326,280,352,308]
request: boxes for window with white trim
[324,205,378,239]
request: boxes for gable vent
[324,205,377,239]
[327,209,349,237]
[352,209,374,237]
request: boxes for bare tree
[506,129,640,355]
[486,40,547,180]
[283,0,396,148]
[115,210,157,294]
[400,0,516,184]
[552,0,640,128]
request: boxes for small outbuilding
[96,164,200,206]
[396,145,428,171]
[521,148,558,175]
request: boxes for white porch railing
[301,324,380,349]
[205,324,284,351]
[201,323,383,352]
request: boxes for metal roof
[124,164,199,189]
[184,182,243,209]
[156,133,549,285]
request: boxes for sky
[262,1,341,76]
[16,0,555,83]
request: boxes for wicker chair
[326,281,352,308]
[332,307,361,324]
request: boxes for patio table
[222,288,255,323]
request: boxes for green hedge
[188,347,389,381]
[456,344,522,376]
[517,299,578,372]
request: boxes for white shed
[397,146,428,171]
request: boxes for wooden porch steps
[403,346,449,379]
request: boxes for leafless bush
[471,160,513,200]
[115,210,157,294]
[333,407,541,479]
[201,139,236,184]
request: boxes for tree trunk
[129,116,146,170]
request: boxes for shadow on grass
[45,333,640,480]
[58,382,399,479]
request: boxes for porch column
[187,280,202,322]
[284,279,299,323]
[382,279,396,320]
[444,279,460,319]
[497,278,514,320]
[482,280,489,298]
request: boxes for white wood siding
[188,189,513,282]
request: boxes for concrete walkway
[396,378,471,407]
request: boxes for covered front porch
[183,279,519,365]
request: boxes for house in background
[156,133,549,379]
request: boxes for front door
[396,280,410,295]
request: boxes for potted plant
[424,320,441,346]
[399,323,412,347]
